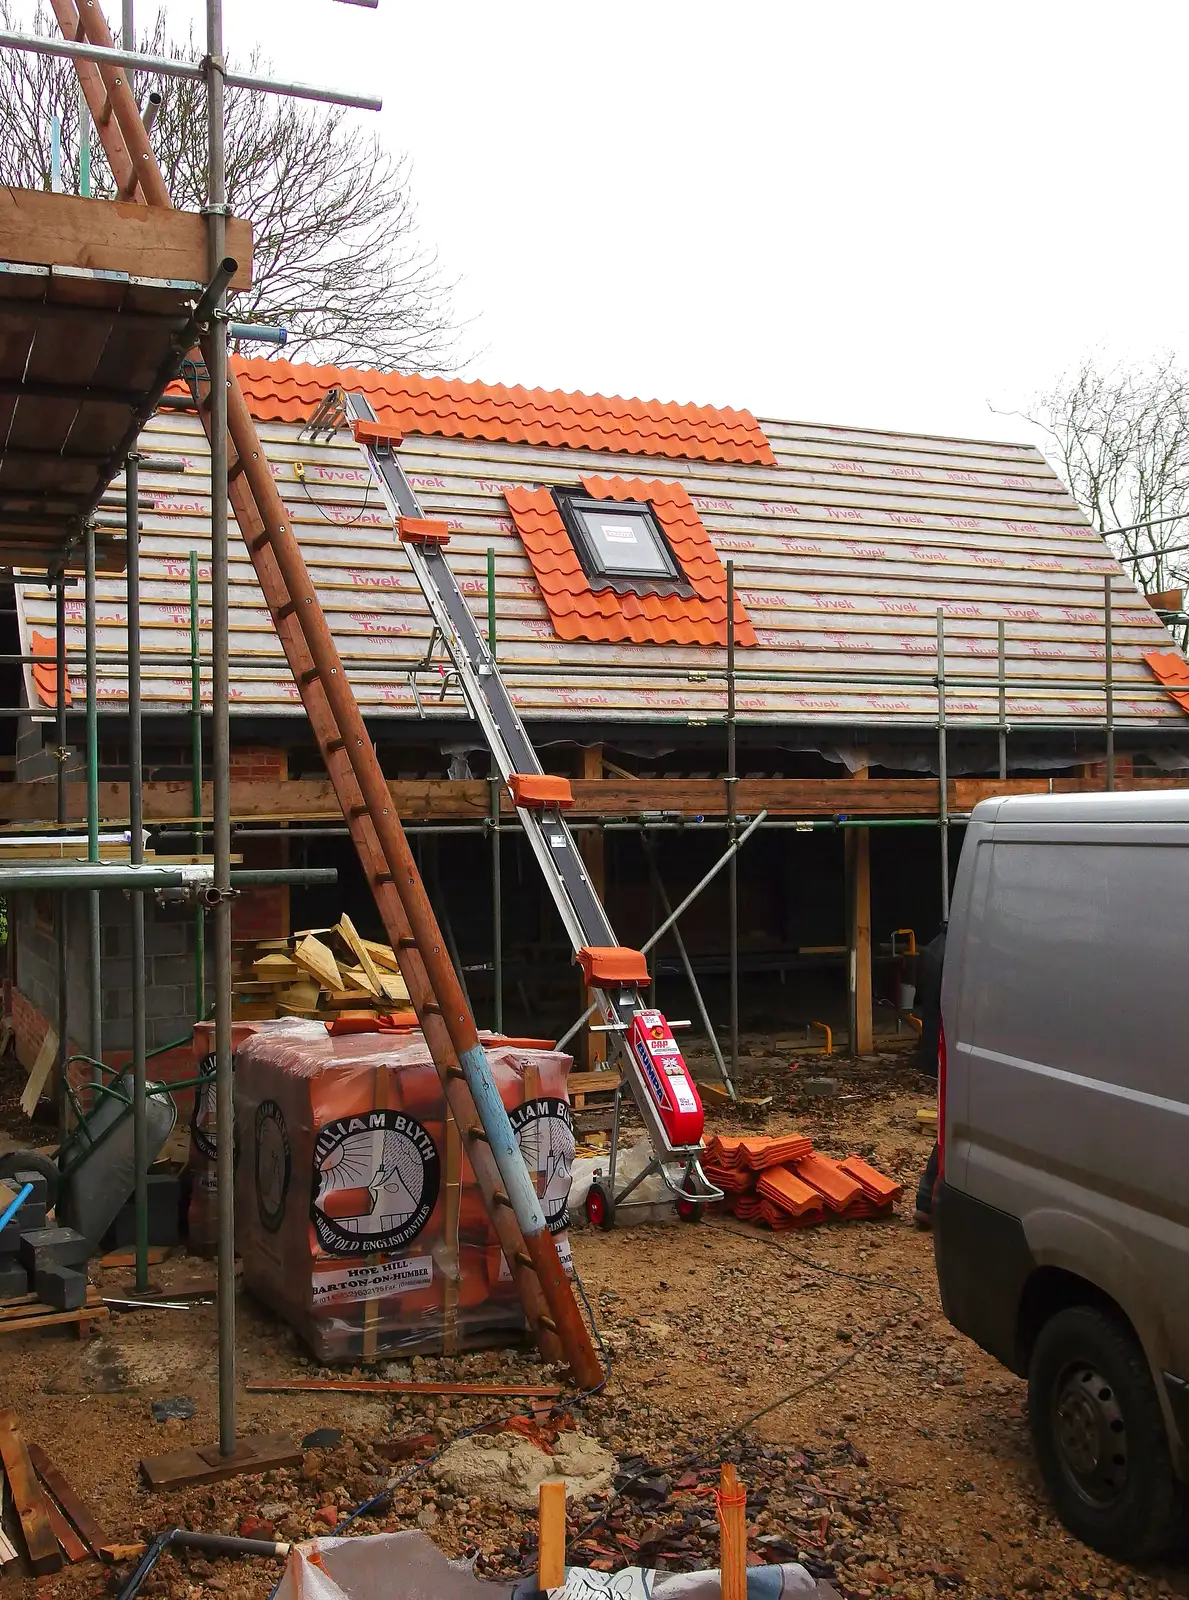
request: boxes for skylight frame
[552,489,694,598]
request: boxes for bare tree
[1022,355,1189,601]
[0,1,459,371]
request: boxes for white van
[934,790,1189,1559]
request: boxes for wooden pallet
[0,1287,108,1338]
[568,1067,622,1136]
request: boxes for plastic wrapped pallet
[232,1020,575,1362]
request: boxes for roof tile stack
[702,1135,903,1230]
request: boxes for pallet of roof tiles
[0,1287,108,1339]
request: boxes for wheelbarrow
[0,1030,212,1246]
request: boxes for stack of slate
[702,1136,902,1230]
[0,1173,90,1311]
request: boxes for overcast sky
[159,1,1187,447]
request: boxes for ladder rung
[538,1314,557,1333]
[372,871,395,887]
[348,804,369,818]
[250,531,270,552]
[445,1065,465,1081]
[301,668,320,686]
[325,736,345,753]
[227,458,246,484]
[423,1002,441,1017]
[493,1190,513,1209]
[397,935,418,948]
[275,600,298,621]
[466,1124,489,1144]
[515,1250,532,1269]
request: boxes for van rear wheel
[1028,1305,1186,1560]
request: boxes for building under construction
[6,352,1189,1086]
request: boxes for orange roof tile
[226,357,776,467]
[1143,649,1189,712]
[505,476,758,648]
[31,631,70,708]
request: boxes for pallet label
[310,1255,432,1306]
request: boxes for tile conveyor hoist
[338,390,724,1228]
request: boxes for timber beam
[0,774,1182,827]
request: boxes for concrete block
[18,1225,90,1273]
[145,983,186,1020]
[16,1201,46,1231]
[11,1170,49,1208]
[148,920,190,958]
[0,1219,20,1255]
[0,1261,27,1299]
[34,1263,86,1311]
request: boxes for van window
[971,840,1185,1097]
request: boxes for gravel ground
[0,1044,1186,1600]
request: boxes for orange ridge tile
[221,357,776,467]
[756,1166,821,1216]
[793,1152,865,1212]
[505,479,757,649]
[837,1155,904,1204]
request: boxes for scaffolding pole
[997,619,1007,781]
[726,560,739,1078]
[936,609,949,921]
[85,524,101,1085]
[1104,573,1115,792]
[54,574,68,1133]
[204,0,237,1460]
[190,551,205,1019]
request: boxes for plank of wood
[26,1444,110,1560]
[292,933,341,991]
[0,1412,62,1575]
[360,937,401,973]
[20,1024,58,1117]
[3,772,1185,825]
[537,1479,566,1589]
[718,1462,747,1600]
[0,1302,108,1336]
[140,1433,301,1491]
[39,1490,88,1563]
[99,1543,146,1564]
[0,189,252,289]
[99,1247,168,1269]
[337,914,385,996]
[566,1068,622,1097]
[244,1379,562,1397]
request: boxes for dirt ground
[1,1042,1186,1600]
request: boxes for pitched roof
[505,475,758,648]
[15,358,1188,737]
[229,356,776,467]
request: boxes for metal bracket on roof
[406,624,463,719]
[301,388,347,443]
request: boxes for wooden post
[537,1479,567,1590]
[718,1462,747,1600]
[848,769,873,1056]
[578,745,607,1071]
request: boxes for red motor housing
[627,1009,704,1147]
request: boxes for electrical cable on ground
[568,1217,924,1547]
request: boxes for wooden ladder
[53,0,601,1387]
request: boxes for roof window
[553,489,692,597]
